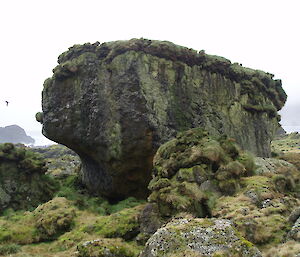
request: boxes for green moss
[34,197,77,240]
[54,174,145,216]
[218,179,240,195]
[148,178,171,191]
[77,238,141,257]
[107,122,122,159]
[242,104,277,117]
[0,212,38,245]
[82,205,144,240]
[108,197,145,214]
[237,152,255,176]
[176,167,195,182]
[0,197,77,245]
[240,176,273,193]
[53,52,97,80]
[0,243,20,255]
[35,112,44,124]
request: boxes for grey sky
[0,0,299,144]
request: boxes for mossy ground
[1,133,299,256]
[271,132,300,154]
[0,199,145,256]
[212,173,300,252]
[0,144,146,257]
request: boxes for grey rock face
[140,218,262,257]
[39,39,286,199]
[254,157,296,175]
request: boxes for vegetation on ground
[0,133,299,256]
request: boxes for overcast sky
[0,0,299,144]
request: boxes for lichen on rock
[140,217,262,257]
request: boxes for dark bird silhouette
[5,101,9,106]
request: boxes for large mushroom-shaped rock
[140,218,262,257]
[38,39,286,199]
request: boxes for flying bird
[5,101,9,106]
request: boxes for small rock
[289,207,300,223]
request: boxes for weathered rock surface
[254,157,297,175]
[288,216,300,241]
[0,125,35,144]
[0,143,57,212]
[39,39,286,199]
[140,218,262,257]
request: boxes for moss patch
[77,238,142,257]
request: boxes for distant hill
[279,102,300,133]
[0,125,35,144]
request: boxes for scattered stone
[289,207,300,223]
[137,203,164,245]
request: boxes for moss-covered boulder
[0,197,76,245]
[33,197,76,240]
[0,143,58,212]
[81,205,144,241]
[38,38,286,199]
[140,217,262,257]
[148,128,255,217]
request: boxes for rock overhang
[38,38,287,199]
